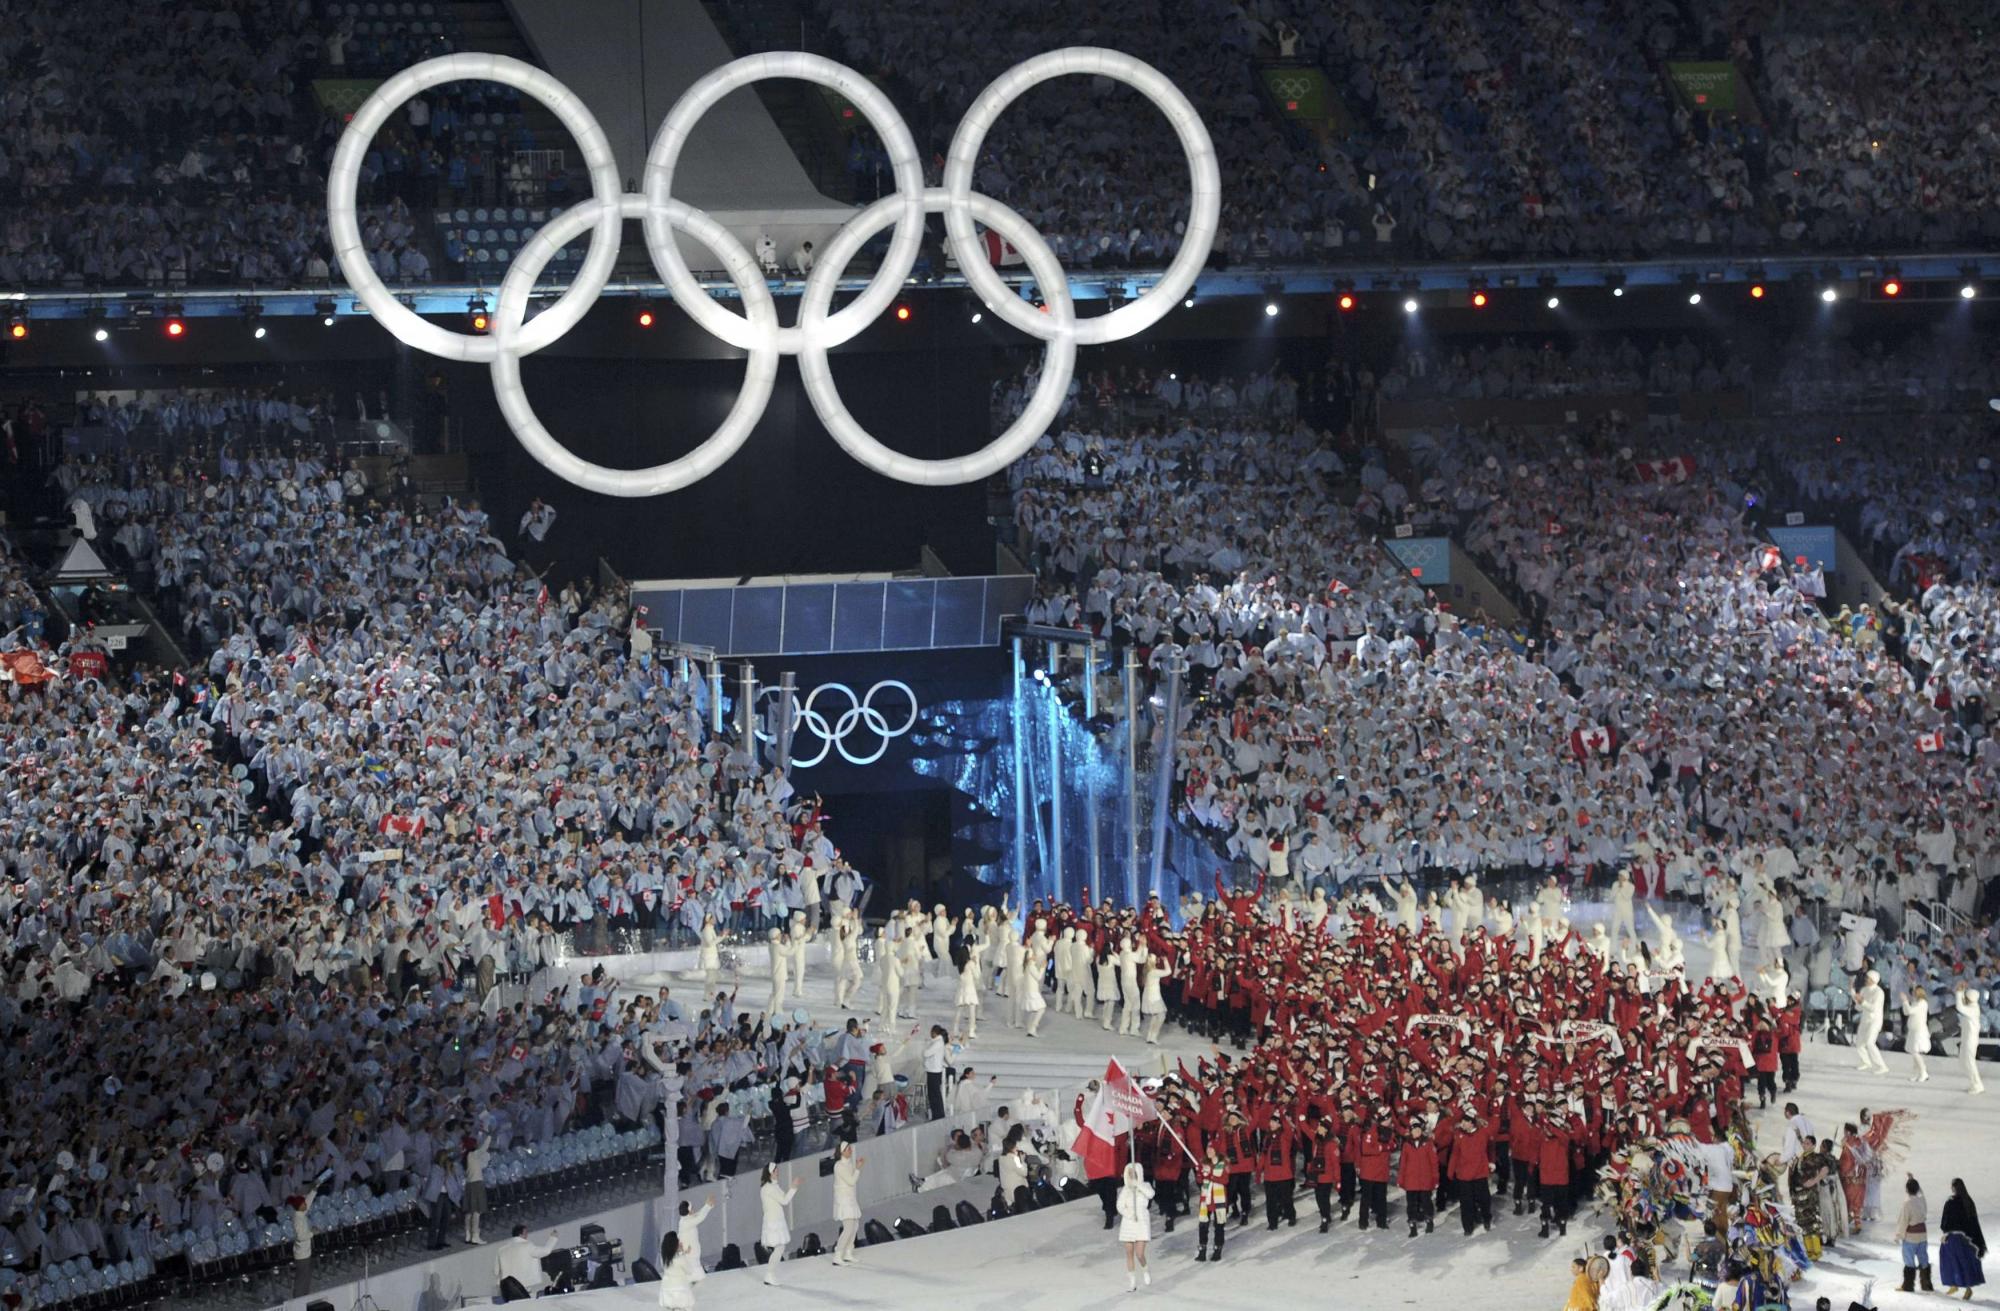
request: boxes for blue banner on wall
[1382,536,1452,584]
[1766,525,1837,574]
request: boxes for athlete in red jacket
[1448,1110,1495,1235]
[1258,1113,1298,1229]
[1308,1117,1342,1233]
[1397,1121,1440,1236]
[1355,1120,1392,1231]
[1536,1110,1573,1239]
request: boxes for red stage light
[1749,284,1766,299]
[1882,280,1901,297]
[164,319,185,338]
[6,322,25,340]
[1471,291,1488,308]
[637,309,655,328]
[895,305,911,321]
[1337,294,1355,311]
[471,313,489,332]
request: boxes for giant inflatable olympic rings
[329,49,1219,497]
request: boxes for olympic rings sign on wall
[327,49,1220,497]
[752,680,920,767]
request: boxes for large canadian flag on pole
[1073,1058,1158,1177]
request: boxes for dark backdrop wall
[443,343,995,583]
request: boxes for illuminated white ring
[753,680,919,766]
[799,188,1075,485]
[942,47,1220,346]
[490,193,779,497]
[332,49,1218,497]
[328,53,623,363]
[643,53,926,355]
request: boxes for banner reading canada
[1667,61,1739,114]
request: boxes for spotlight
[6,317,25,341]
[164,318,185,338]
[1606,272,1627,297]
[970,312,983,324]
[1962,284,1979,300]
[1264,302,1279,317]
[94,328,110,343]
[1183,297,1194,309]
[314,296,337,323]
[1749,284,1766,299]
[1470,291,1488,308]
[1881,279,1901,298]
[467,295,489,333]
[895,304,911,321]
[1545,296,1560,310]
[1337,293,1355,312]
[636,307,655,328]
[254,325,268,340]
[1612,286,1624,298]
[1688,292,1702,305]
[1403,298,1419,314]
[1821,287,1838,303]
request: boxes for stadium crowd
[1007,347,2000,1035]
[0,447,905,1286]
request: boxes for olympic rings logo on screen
[327,49,1219,498]
[752,680,920,767]
[1268,75,1313,100]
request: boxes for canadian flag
[1757,544,1782,573]
[945,228,1026,268]
[1634,455,1696,483]
[1916,730,1946,754]
[1328,579,1352,596]
[1072,1058,1157,1178]
[378,812,427,838]
[1570,724,1616,760]
[1545,518,1566,536]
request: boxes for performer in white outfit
[930,906,952,984]
[1755,959,1789,1008]
[876,928,902,1027]
[1645,904,1685,973]
[1095,938,1121,1030]
[656,1232,701,1310]
[831,1144,865,1266]
[1117,936,1142,1037]
[1904,988,1931,1083]
[1004,932,1029,1030]
[895,918,925,1016]
[1706,917,1736,982]
[697,917,721,991]
[954,945,983,1040]
[1053,927,1078,1015]
[1116,1161,1155,1291]
[1141,955,1169,1044]
[1023,956,1048,1037]
[756,1165,799,1286]
[765,928,791,1018]
[1853,970,1889,1074]
[1607,869,1637,946]
[1956,985,1987,1094]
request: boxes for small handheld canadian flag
[1570,725,1615,759]
[1915,729,1946,754]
